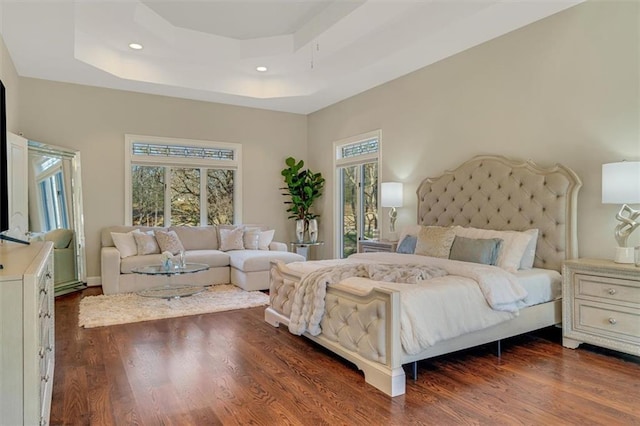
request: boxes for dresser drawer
[575,300,640,344]
[575,274,640,305]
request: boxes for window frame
[124,134,242,226]
[333,130,381,258]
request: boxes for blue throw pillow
[449,236,502,265]
[396,235,417,254]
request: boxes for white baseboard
[86,276,101,287]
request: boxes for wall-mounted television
[0,79,29,245]
[0,79,8,233]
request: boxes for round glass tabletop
[131,263,209,276]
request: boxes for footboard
[266,261,406,396]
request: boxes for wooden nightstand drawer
[575,300,640,344]
[575,274,640,305]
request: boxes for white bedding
[285,252,543,355]
[515,268,562,307]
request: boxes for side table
[290,241,324,260]
[358,239,398,253]
[562,258,639,356]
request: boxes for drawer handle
[39,348,45,359]
[40,288,48,295]
[41,374,50,383]
[45,272,52,280]
[607,288,617,295]
[608,317,617,325]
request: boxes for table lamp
[602,161,640,263]
[381,182,403,237]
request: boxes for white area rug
[79,284,269,328]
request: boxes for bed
[265,155,582,397]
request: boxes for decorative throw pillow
[111,231,138,258]
[449,236,503,265]
[453,227,535,273]
[154,230,185,255]
[396,225,421,249]
[219,227,245,251]
[258,229,275,250]
[519,229,539,270]
[133,230,160,255]
[414,226,456,258]
[396,235,418,254]
[243,228,261,250]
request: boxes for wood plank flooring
[52,287,640,425]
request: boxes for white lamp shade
[381,182,403,207]
[602,161,640,204]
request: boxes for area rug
[79,284,269,328]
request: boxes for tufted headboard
[416,155,582,272]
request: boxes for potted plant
[281,157,325,242]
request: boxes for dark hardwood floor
[52,287,640,425]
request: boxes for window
[334,131,380,258]
[125,135,241,227]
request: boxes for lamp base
[614,246,635,264]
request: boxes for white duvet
[285,252,528,355]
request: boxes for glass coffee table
[132,263,210,299]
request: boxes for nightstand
[358,239,397,253]
[562,259,639,356]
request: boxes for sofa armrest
[269,241,288,252]
[101,246,122,295]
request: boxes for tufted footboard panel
[321,293,387,364]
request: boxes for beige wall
[17,80,307,280]
[308,1,640,260]
[0,34,19,132]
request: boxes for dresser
[357,240,398,253]
[562,258,639,356]
[0,242,55,425]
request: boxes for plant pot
[295,219,305,243]
[308,219,318,243]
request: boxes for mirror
[28,140,87,295]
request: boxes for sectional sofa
[100,225,304,295]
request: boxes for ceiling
[0,0,582,115]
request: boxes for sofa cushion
[219,227,245,251]
[119,250,230,273]
[184,250,230,268]
[259,229,275,250]
[102,226,163,247]
[111,231,138,258]
[133,231,160,255]
[155,230,185,255]
[170,226,218,250]
[228,250,305,273]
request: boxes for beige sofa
[100,225,304,295]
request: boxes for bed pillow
[133,230,160,255]
[414,226,456,258]
[243,228,261,250]
[449,236,502,265]
[396,225,421,251]
[154,230,185,255]
[519,229,539,270]
[259,229,275,250]
[453,227,535,273]
[396,235,417,254]
[219,227,245,251]
[111,231,138,258]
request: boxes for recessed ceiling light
[256,66,268,72]
[129,43,143,50]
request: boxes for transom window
[125,135,242,227]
